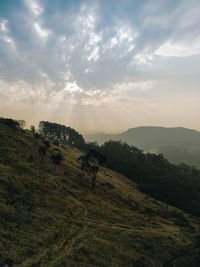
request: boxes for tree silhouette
[0,118,20,130]
[90,166,99,189]
[38,146,47,162]
[38,121,85,148]
[16,120,26,129]
[50,151,64,170]
[30,125,35,133]
[78,149,106,189]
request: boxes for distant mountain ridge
[85,126,200,167]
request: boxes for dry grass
[0,124,200,266]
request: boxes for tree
[90,166,99,189]
[50,151,64,170]
[16,120,26,129]
[38,146,47,162]
[42,140,50,147]
[38,121,85,148]
[30,125,35,133]
[0,118,20,130]
[34,132,40,139]
[78,150,106,189]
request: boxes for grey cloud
[0,0,200,109]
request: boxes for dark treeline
[1,117,200,216]
[85,140,200,216]
[0,117,21,130]
[38,121,85,148]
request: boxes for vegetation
[78,149,106,189]
[16,120,26,129]
[38,121,85,148]
[85,126,200,168]
[50,150,64,170]
[30,125,35,133]
[0,117,21,130]
[1,118,200,266]
[87,140,200,217]
[38,146,48,162]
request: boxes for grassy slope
[0,124,200,267]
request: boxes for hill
[1,121,200,266]
[85,126,200,168]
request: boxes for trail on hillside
[60,189,199,266]
[63,196,88,256]
[62,196,200,267]
[62,195,178,254]
[76,217,178,233]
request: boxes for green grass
[0,123,200,266]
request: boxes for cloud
[155,39,200,57]
[24,0,43,16]
[34,22,49,39]
[0,19,8,32]
[64,81,83,93]
[0,0,200,131]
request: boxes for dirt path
[63,196,199,267]
[77,218,136,230]
[63,197,88,255]
[76,217,178,234]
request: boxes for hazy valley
[85,127,200,168]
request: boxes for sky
[0,0,200,133]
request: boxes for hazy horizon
[83,125,200,135]
[1,0,200,132]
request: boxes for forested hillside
[37,121,200,217]
[85,126,200,168]
[86,141,200,217]
[1,118,200,266]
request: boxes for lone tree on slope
[38,146,47,162]
[50,151,64,170]
[78,149,106,189]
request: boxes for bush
[0,118,20,130]
[42,140,50,147]
[34,133,40,139]
[52,140,59,146]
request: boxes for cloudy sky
[0,0,200,133]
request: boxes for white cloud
[0,79,47,104]
[134,48,154,65]
[25,0,43,16]
[64,81,83,93]
[102,20,137,57]
[155,40,200,57]
[0,19,8,32]
[63,68,72,81]
[75,80,156,107]
[0,19,16,49]
[34,22,49,39]
[0,30,16,50]
[40,72,55,87]
[1,0,200,132]
[114,81,156,93]
[89,32,101,46]
[118,27,133,42]
[72,3,102,64]
[87,47,99,61]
